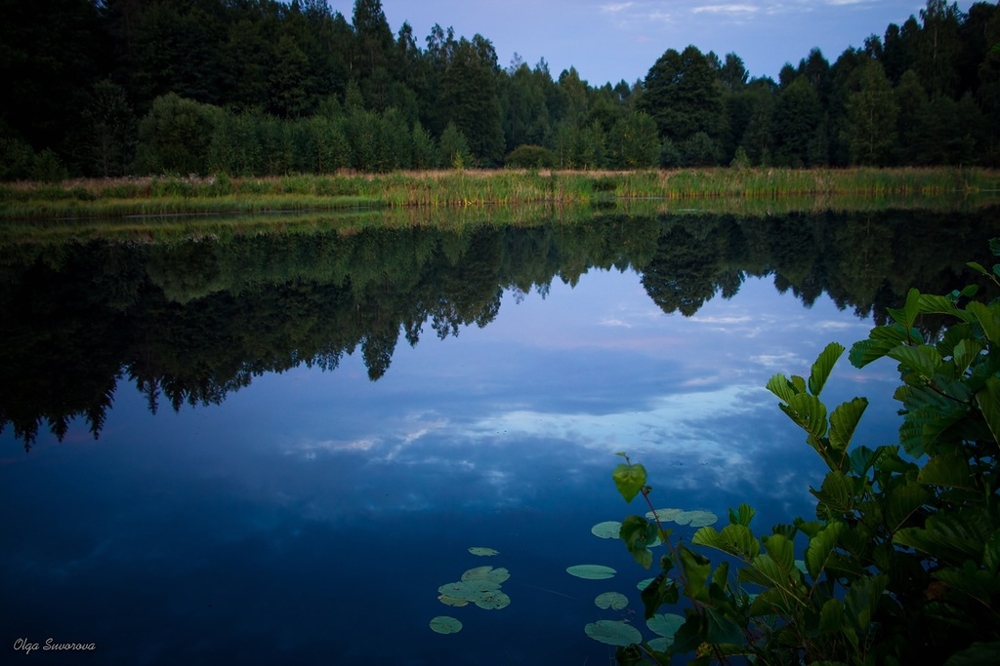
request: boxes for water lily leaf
[686,510,719,527]
[595,591,629,610]
[591,521,622,539]
[429,616,462,634]
[584,619,642,646]
[437,594,469,607]
[567,564,617,580]
[438,579,501,601]
[462,566,510,585]
[474,590,511,610]
[469,547,499,556]
[646,613,686,640]
[646,508,684,522]
[648,637,670,652]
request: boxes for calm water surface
[1,207,996,664]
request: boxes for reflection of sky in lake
[0,269,902,664]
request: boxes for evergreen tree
[844,61,898,165]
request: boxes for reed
[2,168,998,219]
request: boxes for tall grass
[1,168,998,219]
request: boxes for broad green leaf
[985,530,1000,575]
[887,344,943,380]
[429,616,462,634]
[945,641,1000,666]
[779,393,828,440]
[918,453,975,489]
[636,577,655,591]
[884,482,930,532]
[641,574,679,619]
[567,564,617,580]
[845,574,887,636]
[474,589,511,610]
[679,545,711,601]
[621,515,658,569]
[761,533,796,573]
[849,338,899,368]
[646,507,684,522]
[829,397,868,451]
[903,287,921,329]
[437,594,469,607]
[819,598,844,633]
[952,338,985,375]
[810,472,855,515]
[594,591,629,610]
[804,522,844,580]
[705,607,744,645]
[613,463,647,503]
[766,374,799,403]
[692,523,760,560]
[967,260,990,276]
[976,376,1000,446]
[967,301,1000,344]
[917,293,967,319]
[728,503,755,526]
[687,510,719,528]
[808,342,845,396]
[933,561,1000,604]
[584,620,642,646]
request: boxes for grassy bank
[1,167,998,219]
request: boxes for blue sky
[327,1,975,86]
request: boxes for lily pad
[469,547,499,556]
[437,594,469,607]
[438,579,501,601]
[646,508,684,522]
[648,636,670,652]
[474,590,511,610]
[595,591,629,610]
[686,510,719,528]
[429,615,462,634]
[591,520,622,539]
[567,564,617,580]
[647,613,685,637]
[636,577,656,591]
[462,566,510,585]
[584,619,642,646]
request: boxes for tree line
[1,0,998,180]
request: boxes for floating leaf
[567,564,617,580]
[595,591,629,610]
[469,547,499,556]
[648,637,670,652]
[429,616,462,634]
[438,579,501,601]
[437,594,469,607]
[646,613,685,639]
[686,510,719,528]
[646,508,684,522]
[584,619,642,646]
[461,566,510,584]
[474,590,511,610]
[591,521,622,539]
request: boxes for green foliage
[136,93,223,176]
[613,247,1000,664]
[505,144,556,169]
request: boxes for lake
[2,203,998,664]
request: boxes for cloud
[692,4,759,14]
[600,2,634,12]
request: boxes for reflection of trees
[2,207,999,448]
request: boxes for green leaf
[819,598,845,633]
[728,503,755,526]
[692,523,761,560]
[641,573,679,619]
[952,338,985,375]
[887,344,943,381]
[976,376,1000,446]
[967,301,1000,344]
[595,591,629,610]
[918,293,969,320]
[883,481,930,532]
[705,607,744,645]
[679,545,712,601]
[984,530,1000,575]
[429,615,462,634]
[804,522,844,581]
[810,472,855,515]
[808,342,845,396]
[829,397,868,451]
[584,619,642,646]
[621,515,658,569]
[613,462,647,503]
[766,374,799,403]
[779,393,828,440]
[849,338,899,368]
[945,641,1000,666]
[918,453,975,490]
[967,260,990,276]
[844,574,887,636]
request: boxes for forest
[1,0,999,180]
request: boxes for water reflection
[1,207,998,448]
[3,205,999,664]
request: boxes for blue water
[1,268,901,664]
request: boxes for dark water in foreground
[2,207,998,664]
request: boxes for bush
[612,256,1000,664]
[135,93,223,176]
[506,144,556,169]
